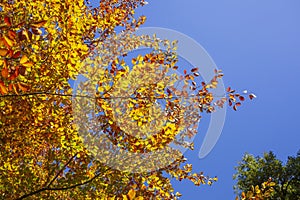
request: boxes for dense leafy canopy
[234,150,300,200]
[0,0,251,199]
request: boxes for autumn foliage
[0,0,252,199]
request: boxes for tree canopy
[0,0,252,199]
[234,150,300,200]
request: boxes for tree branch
[46,153,78,187]
[16,168,110,200]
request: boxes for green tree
[234,150,300,200]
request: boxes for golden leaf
[127,189,136,200]
[20,55,29,64]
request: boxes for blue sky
[135,0,300,199]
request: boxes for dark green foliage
[233,150,300,200]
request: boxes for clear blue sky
[135,0,300,199]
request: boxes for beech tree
[0,0,252,199]
[234,150,300,200]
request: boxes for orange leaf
[18,82,28,92]
[8,83,13,91]
[241,192,246,198]
[127,189,136,200]
[0,82,8,94]
[3,59,7,68]
[1,68,8,78]
[8,30,16,40]
[0,49,8,56]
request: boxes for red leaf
[8,30,16,40]
[12,51,21,58]
[249,93,256,100]
[233,105,237,111]
[227,87,231,92]
[229,99,232,106]
[184,69,187,75]
[239,96,245,101]
[4,16,11,26]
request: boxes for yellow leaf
[12,84,18,95]
[22,62,34,67]
[127,189,136,200]
[20,55,29,64]
[269,182,276,187]
[3,36,14,47]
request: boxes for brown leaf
[31,20,47,28]
[191,67,198,72]
[31,27,42,35]
[19,66,26,76]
